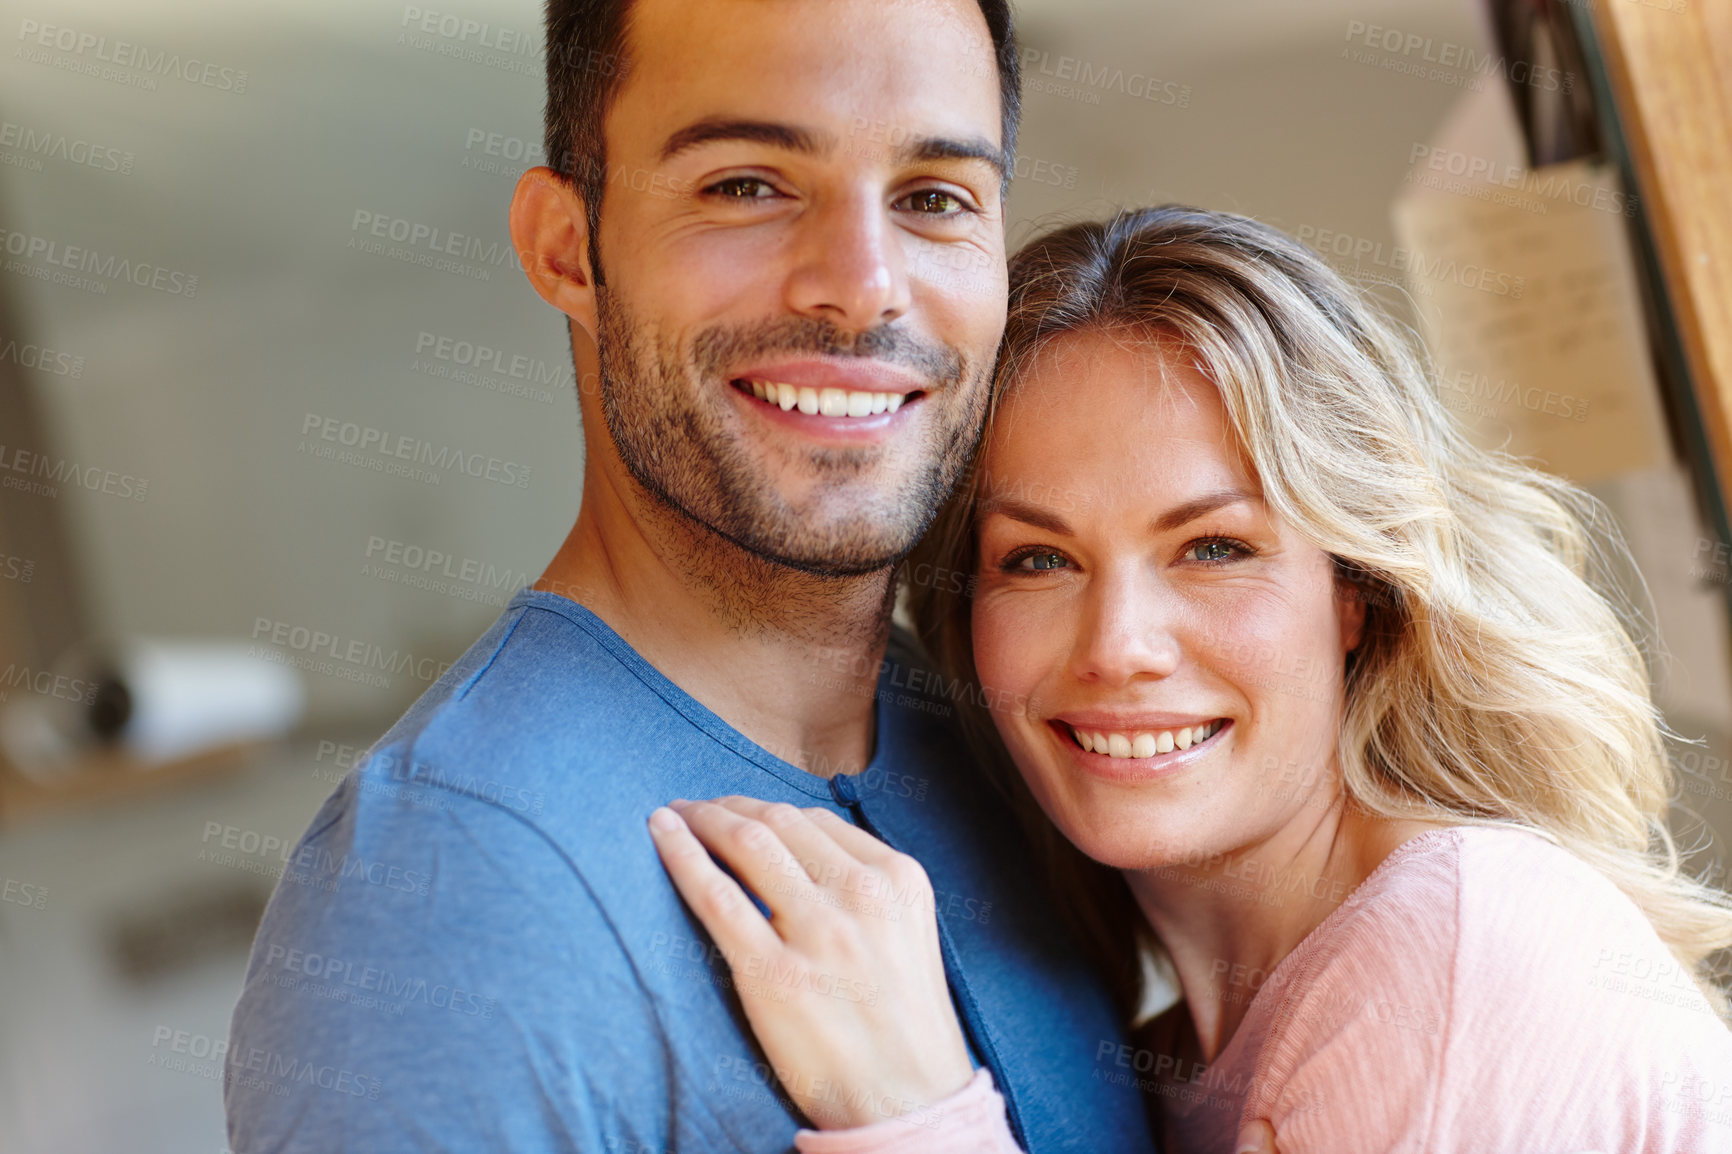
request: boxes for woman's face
[970,331,1364,871]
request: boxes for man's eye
[1014,551,1070,571]
[706,177,778,200]
[897,189,965,215]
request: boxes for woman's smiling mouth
[1050,717,1230,761]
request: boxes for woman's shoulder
[1436,825,1728,1041]
[1395,825,1682,984]
[1315,823,1713,1024]
[1251,825,1732,1150]
[1326,824,1652,956]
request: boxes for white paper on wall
[1392,87,1670,485]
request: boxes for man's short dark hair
[543,0,1021,282]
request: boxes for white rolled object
[110,640,306,765]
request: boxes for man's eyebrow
[898,135,1009,182]
[982,498,1072,536]
[659,118,1008,183]
[1152,490,1256,533]
[659,118,830,163]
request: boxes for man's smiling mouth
[732,377,920,418]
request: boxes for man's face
[591,0,1008,575]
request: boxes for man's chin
[713,521,914,578]
[681,473,935,575]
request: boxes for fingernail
[649,807,681,832]
[668,798,691,808]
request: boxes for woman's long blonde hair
[906,205,1732,1021]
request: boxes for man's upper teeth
[1074,720,1222,758]
[747,380,904,416]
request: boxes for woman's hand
[649,796,974,1130]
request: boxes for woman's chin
[1031,788,1194,873]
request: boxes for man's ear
[511,166,599,340]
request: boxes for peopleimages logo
[15,19,250,93]
[398,6,538,55]
[249,617,456,685]
[149,1026,383,1100]
[364,535,535,600]
[1342,20,1572,94]
[1407,145,1637,217]
[0,663,99,705]
[1018,47,1192,107]
[1293,225,1525,299]
[298,412,533,490]
[262,944,498,1019]
[0,226,198,297]
[349,210,522,271]
[413,331,569,388]
[0,337,84,377]
[0,442,150,501]
[0,119,134,174]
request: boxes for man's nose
[1070,570,1181,687]
[782,191,911,330]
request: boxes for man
[226,1,1155,1150]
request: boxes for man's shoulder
[226,766,660,1151]
[396,590,676,748]
[359,592,738,822]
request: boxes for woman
[646,207,1732,1152]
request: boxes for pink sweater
[794,827,1732,1154]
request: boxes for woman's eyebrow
[984,489,1255,537]
[1151,490,1255,533]
[982,498,1072,536]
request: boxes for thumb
[1235,1117,1277,1154]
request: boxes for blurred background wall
[0,0,1726,1150]
[0,0,1504,730]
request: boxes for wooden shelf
[0,742,259,827]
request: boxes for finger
[802,806,908,869]
[1234,1118,1277,1154]
[698,797,867,891]
[697,796,908,874]
[666,799,828,919]
[648,807,784,963]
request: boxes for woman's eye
[706,177,779,200]
[897,189,965,216]
[1014,551,1070,572]
[1185,539,1241,563]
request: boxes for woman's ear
[1335,570,1368,655]
[510,167,599,340]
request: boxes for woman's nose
[1069,571,1181,686]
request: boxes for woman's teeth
[1072,720,1224,758]
[743,379,905,417]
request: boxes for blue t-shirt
[225,590,1154,1152]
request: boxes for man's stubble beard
[594,284,990,581]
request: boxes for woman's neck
[1124,800,1437,1062]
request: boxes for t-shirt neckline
[509,587,887,801]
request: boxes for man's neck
[537,458,895,779]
